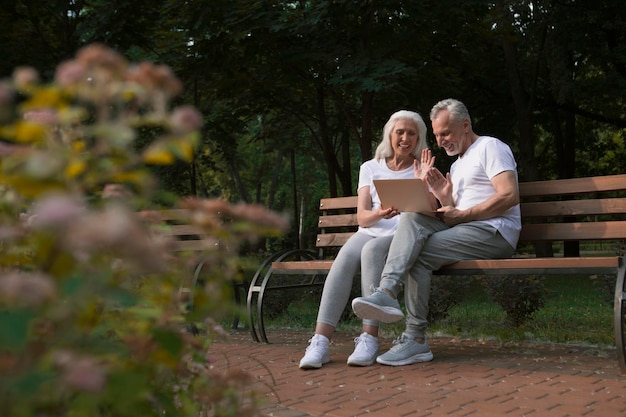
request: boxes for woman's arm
[356,186,396,227]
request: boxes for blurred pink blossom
[0,271,56,307]
[23,108,58,125]
[126,62,182,97]
[64,204,169,272]
[169,105,203,134]
[13,66,39,89]
[54,350,107,393]
[0,81,13,107]
[27,194,86,230]
[102,183,134,200]
[54,60,87,87]
[75,43,127,79]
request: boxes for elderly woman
[299,110,436,369]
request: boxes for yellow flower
[142,142,175,165]
[71,140,86,152]
[21,86,66,110]
[13,120,47,143]
[65,159,87,178]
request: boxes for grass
[263,275,616,347]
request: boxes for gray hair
[430,98,472,127]
[374,110,428,160]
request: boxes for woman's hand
[414,149,435,181]
[378,206,399,220]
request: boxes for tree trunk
[316,87,338,197]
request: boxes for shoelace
[392,334,411,346]
[306,337,327,352]
[353,335,369,347]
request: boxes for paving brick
[207,329,626,417]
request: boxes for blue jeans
[365,213,515,339]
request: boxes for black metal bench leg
[614,259,626,375]
[247,249,292,342]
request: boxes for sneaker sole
[299,356,330,370]
[347,353,378,367]
[351,299,404,323]
[376,351,434,366]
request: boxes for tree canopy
[2,0,625,248]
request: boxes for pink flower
[13,66,39,89]
[0,271,56,307]
[0,81,13,107]
[23,108,58,125]
[169,105,203,134]
[55,60,87,87]
[27,193,87,230]
[126,62,182,96]
[55,351,107,393]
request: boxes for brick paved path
[208,329,626,417]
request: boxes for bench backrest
[315,174,626,257]
[140,209,218,252]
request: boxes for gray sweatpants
[316,231,394,328]
[364,213,515,339]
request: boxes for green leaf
[12,370,56,395]
[0,309,35,350]
[151,328,183,357]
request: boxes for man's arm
[438,170,519,226]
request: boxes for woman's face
[390,118,419,157]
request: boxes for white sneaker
[299,334,330,369]
[347,332,379,366]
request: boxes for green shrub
[481,275,547,327]
[428,275,472,322]
[0,44,287,417]
[590,274,615,305]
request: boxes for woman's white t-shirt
[357,158,416,237]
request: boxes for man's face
[431,109,471,156]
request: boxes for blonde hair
[374,110,428,160]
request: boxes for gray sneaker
[351,288,404,323]
[376,333,434,366]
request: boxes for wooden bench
[246,174,626,374]
[140,209,248,330]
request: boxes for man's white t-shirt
[450,135,522,248]
[357,158,417,237]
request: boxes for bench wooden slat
[272,260,334,273]
[519,174,626,197]
[443,256,619,270]
[318,213,358,228]
[521,198,626,217]
[152,224,207,236]
[519,220,626,241]
[172,239,218,252]
[316,232,354,247]
[140,209,192,222]
[271,257,620,275]
[316,220,626,248]
[319,196,359,210]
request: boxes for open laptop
[373,178,434,213]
